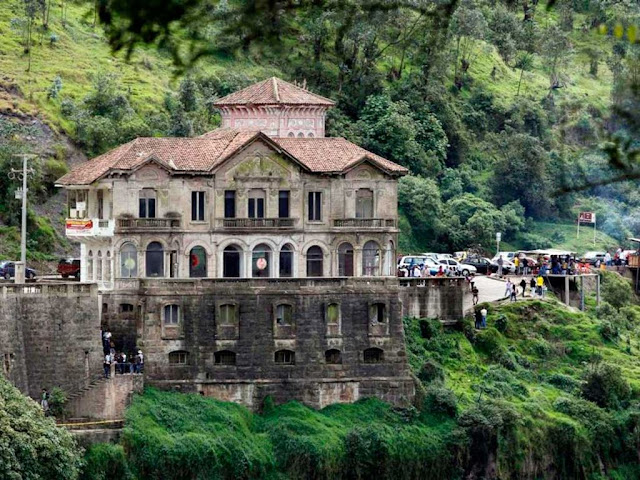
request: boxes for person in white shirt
[480,307,488,328]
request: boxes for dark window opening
[224,191,236,218]
[306,246,323,277]
[279,244,293,277]
[223,245,241,278]
[278,191,290,218]
[325,349,342,364]
[248,189,265,219]
[145,242,164,277]
[120,303,134,313]
[189,246,207,278]
[308,191,322,221]
[338,243,354,277]
[214,350,237,365]
[169,350,189,364]
[191,191,205,221]
[363,347,384,364]
[275,349,295,365]
[219,304,237,324]
[370,303,386,323]
[139,189,156,218]
[275,304,293,326]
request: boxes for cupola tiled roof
[213,77,335,106]
[56,129,407,186]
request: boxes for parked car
[491,252,516,263]
[583,251,606,265]
[438,258,477,276]
[0,261,36,280]
[397,256,429,269]
[462,256,498,275]
[57,258,80,279]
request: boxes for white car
[492,252,516,263]
[397,256,429,269]
[438,258,477,276]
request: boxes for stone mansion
[57,77,407,287]
[54,78,419,409]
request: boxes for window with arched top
[169,350,189,364]
[214,350,236,365]
[252,244,272,278]
[306,246,323,277]
[325,349,342,364]
[287,132,295,137]
[87,250,94,280]
[96,251,103,281]
[120,243,137,278]
[146,242,164,277]
[338,243,354,277]
[189,246,207,278]
[307,132,314,138]
[297,132,304,138]
[223,245,241,278]
[362,241,381,276]
[274,349,295,365]
[279,244,294,278]
[363,347,384,364]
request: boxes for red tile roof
[213,77,334,107]
[56,130,407,185]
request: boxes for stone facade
[0,283,102,399]
[101,277,415,409]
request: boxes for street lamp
[8,154,36,284]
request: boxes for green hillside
[78,274,640,479]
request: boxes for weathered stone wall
[68,374,144,420]
[0,283,102,399]
[399,278,469,321]
[102,277,416,409]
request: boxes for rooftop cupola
[213,77,334,138]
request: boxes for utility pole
[9,154,37,284]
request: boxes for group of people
[397,263,448,277]
[102,329,144,378]
[504,276,546,300]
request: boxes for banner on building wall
[65,219,93,235]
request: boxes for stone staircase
[66,375,108,402]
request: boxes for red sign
[578,212,595,223]
[65,219,93,231]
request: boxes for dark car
[462,256,498,275]
[57,258,80,279]
[0,261,37,280]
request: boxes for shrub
[418,359,445,384]
[547,373,581,393]
[600,271,634,309]
[581,363,632,409]
[495,315,508,333]
[419,318,442,339]
[474,328,506,359]
[424,385,458,417]
[48,387,68,418]
[82,443,134,480]
[598,321,619,341]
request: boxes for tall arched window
[362,241,381,276]
[279,244,294,278]
[384,240,394,276]
[105,251,112,281]
[223,245,241,278]
[146,242,164,277]
[96,250,103,281]
[189,246,207,278]
[306,246,323,277]
[338,243,354,277]
[120,243,137,278]
[87,250,93,280]
[252,244,272,277]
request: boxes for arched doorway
[362,241,381,276]
[252,243,272,278]
[279,244,294,278]
[120,243,137,278]
[145,242,164,277]
[223,245,241,278]
[306,246,324,277]
[189,246,207,278]
[338,243,354,277]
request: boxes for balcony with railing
[115,217,181,233]
[333,218,396,228]
[217,218,298,229]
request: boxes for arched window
[119,303,134,313]
[384,240,394,276]
[105,251,111,281]
[362,241,381,276]
[363,347,384,364]
[306,246,323,277]
[297,132,304,138]
[163,304,180,324]
[274,349,295,365]
[338,243,354,277]
[120,243,137,278]
[325,349,342,364]
[214,350,236,365]
[356,189,374,218]
[169,350,189,364]
[252,244,272,277]
[307,132,314,138]
[189,246,207,278]
[287,132,295,137]
[146,242,164,277]
[96,251,103,281]
[279,244,294,278]
[223,245,241,278]
[87,250,94,280]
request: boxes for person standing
[497,255,504,277]
[522,257,529,275]
[529,277,536,297]
[40,389,49,413]
[504,279,512,298]
[480,307,488,328]
[136,350,144,374]
[104,353,111,378]
[519,278,527,298]
[472,285,479,305]
[475,308,482,329]
[536,275,544,298]
[514,256,520,275]
[510,283,518,302]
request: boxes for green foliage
[81,444,134,480]
[600,270,635,309]
[48,386,68,418]
[581,362,632,409]
[0,374,82,479]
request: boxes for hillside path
[463,276,508,313]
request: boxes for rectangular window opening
[191,191,205,221]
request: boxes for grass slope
[511,221,621,253]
